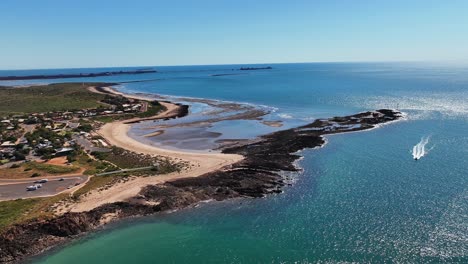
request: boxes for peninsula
[0,69,157,81]
[0,83,402,262]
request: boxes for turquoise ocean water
[1,63,467,263]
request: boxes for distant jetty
[239,66,272,71]
[0,69,157,81]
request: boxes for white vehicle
[26,185,38,191]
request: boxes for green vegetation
[26,127,66,145]
[91,147,154,169]
[24,126,79,160]
[71,152,118,175]
[0,83,106,114]
[0,194,68,232]
[91,146,185,174]
[72,175,120,199]
[9,163,21,169]
[24,162,79,174]
[0,83,180,233]
[0,199,40,230]
[136,101,164,118]
[0,161,78,179]
[91,101,165,123]
[91,115,116,123]
[75,123,93,132]
[101,94,131,107]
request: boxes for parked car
[58,178,65,181]
[34,179,48,184]
[26,185,37,191]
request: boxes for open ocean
[2,63,467,263]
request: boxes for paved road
[0,175,87,201]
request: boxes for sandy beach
[65,87,243,213]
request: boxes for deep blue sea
[2,63,467,263]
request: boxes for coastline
[0,85,404,263]
[67,121,243,212]
[65,87,243,213]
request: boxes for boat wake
[412,136,432,160]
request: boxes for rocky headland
[0,109,402,263]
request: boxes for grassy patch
[92,147,154,169]
[0,83,106,114]
[0,162,79,179]
[0,199,39,231]
[24,162,79,174]
[91,146,183,173]
[69,151,117,175]
[91,115,117,123]
[72,175,119,199]
[0,194,67,232]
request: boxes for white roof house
[0,141,16,147]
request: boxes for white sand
[64,87,243,213]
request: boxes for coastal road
[0,175,87,201]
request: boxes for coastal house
[0,141,16,148]
[55,147,74,157]
[68,122,80,129]
[18,139,28,145]
[37,141,52,149]
[98,139,108,147]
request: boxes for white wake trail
[412,136,431,160]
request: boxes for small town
[0,94,147,166]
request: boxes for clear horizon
[1,0,468,70]
[3,60,468,72]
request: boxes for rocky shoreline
[0,109,402,263]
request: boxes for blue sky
[1,0,467,69]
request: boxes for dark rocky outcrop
[0,109,402,263]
